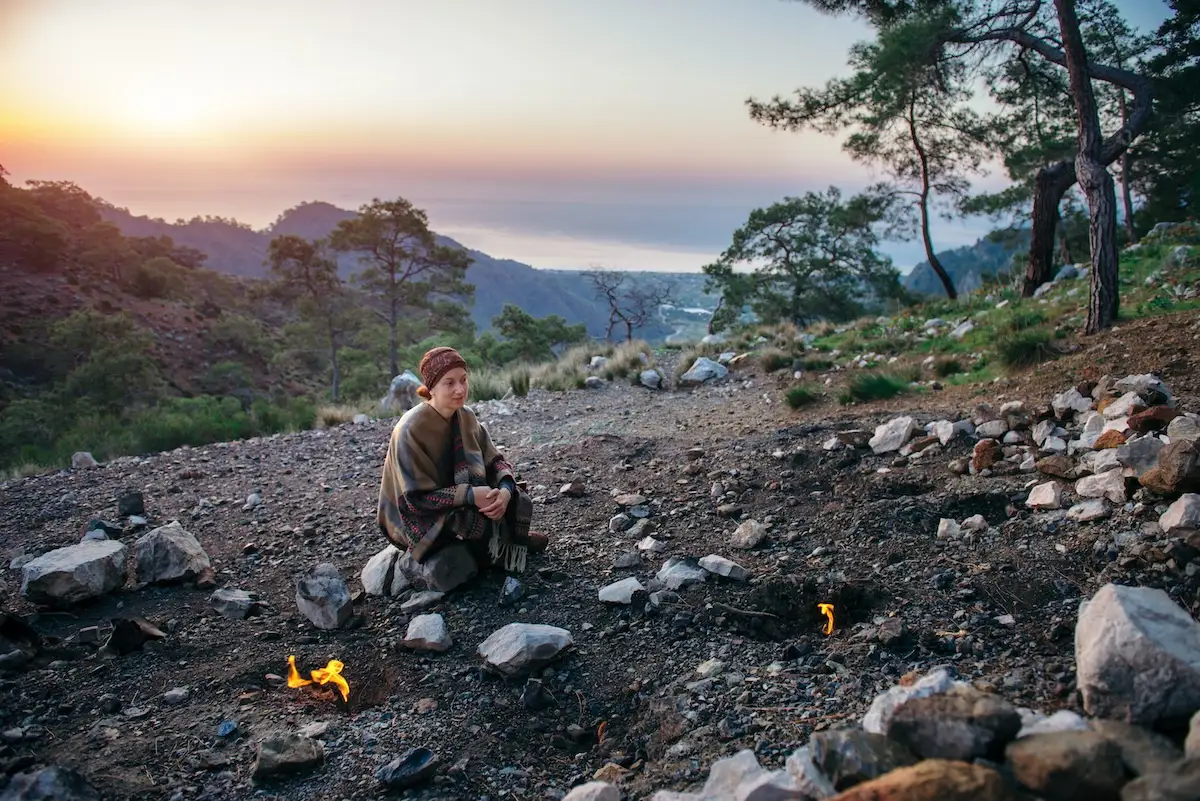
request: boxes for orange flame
[288,654,350,702]
[818,603,835,636]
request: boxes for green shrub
[839,372,909,405]
[199,360,253,395]
[785,384,819,409]
[997,329,1059,369]
[508,365,531,397]
[469,369,508,402]
[761,348,792,373]
[802,357,834,371]
[1000,308,1047,333]
[126,256,186,299]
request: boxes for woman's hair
[417,347,468,400]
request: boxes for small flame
[818,603,835,636]
[288,654,350,702]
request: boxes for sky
[0,0,1173,274]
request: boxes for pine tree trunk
[1023,162,1076,296]
[1054,0,1120,334]
[920,198,957,299]
[329,327,342,402]
[388,316,398,378]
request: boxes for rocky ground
[4,316,1200,800]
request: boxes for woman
[377,346,546,574]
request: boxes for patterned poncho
[377,402,533,572]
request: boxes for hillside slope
[902,232,1029,297]
[98,202,709,339]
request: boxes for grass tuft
[996,329,1060,369]
[839,372,910,405]
[785,384,820,409]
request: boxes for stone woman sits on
[377,347,547,574]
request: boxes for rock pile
[572,582,1200,801]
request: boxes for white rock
[699,554,749,581]
[1115,373,1174,404]
[400,590,444,614]
[701,750,764,798]
[1080,449,1121,476]
[640,369,663,389]
[869,416,918,454]
[563,782,620,801]
[1067,499,1111,523]
[1026,481,1063,510]
[1017,709,1090,739]
[210,588,261,620]
[352,413,370,424]
[1000,400,1025,416]
[295,563,352,630]
[1075,469,1127,504]
[1168,416,1200,444]
[862,667,964,734]
[1104,391,1145,420]
[361,545,411,597]
[932,420,955,446]
[1042,436,1068,455]
[679,357,728,386]
[19,540,126,606]
[132,521,211,584]
[961,514,988,531]
[656,558,708,590]
[731,519,768,549]
[1003,430,1023,445]
[821,437,842,452]
[1053,388,1092,418]
[936,518,962,540]
[477,623,573,677]
[1082,412,1105,435]
[696,658,726,678]
[598,577,645,604]
[949,321,974,339]
[976,419,1009,439]
[1076,583,1200,727]
[71,452,98,468]
[243,493,261,511]
[785,746,836,799]
[1160,494,1200,535]
[1103,416,1131,434]
[404,613,452,652]
[1033,419,1057,446]
[637,536,668,553]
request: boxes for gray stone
[1115,373,1174,405]
[403,613,452,652]
[1053,388,1093,418]
[886,688,1021,761]
[598,577,644,604]
[609,513,634,533]
[19,540,126,607]
[656,557,708,590]
[869,417,918,454]
[1076,583,1200,728]
[731,519,768,549]
[163,687,189,705]
[1089,718,1182,776]
[863,667,965,734]
[1075,469,1127,504]
[477,623,573,677]
[699,554,749,581]
[1105,391,1146,420]
[0,765,100,800]
[1121,758,1200,801]
[1067,499,1111,522]
[1033,419,1057,447]
[132,521,211,584]
[400,591,444,614]
[679,357,729,386]
[1118,437,1165,478]
[639,369,663,389]
[1006,731,1126,801]
[361,545,411,597]
[381,371,421,414]
[1161,494,1200,535]
[584,376,605,390]
[809,730,917,791]
[396,543,478,592]
[1168,416,1200,444]
[210,588,262,620]
[295,563,352,630]
[71,452,98,468]
[976,419,1009,439]
[252,733,324,780]
[613,551,641,569]
[1026,481,1063,510]
[784,746,836,799]
[563,782,620,801]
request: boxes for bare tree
[582,267,676,342]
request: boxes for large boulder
[361,545,411,597]
[477,623,573,677]
[20,540,126,607]
[1076,583,1200,729]
[132,521,211,584]
[869,417,918,455]
[395,543,478,592]
[381,371,422,413]
[678,357,728,387]
[0,765,101,800]
[295,563,352,630]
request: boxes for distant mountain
[99,201,714,340]
[901,232,1030,297]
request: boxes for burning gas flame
[818,603,835,636]
[288,654,350,702]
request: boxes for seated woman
[377,347,547,573]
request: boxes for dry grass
[315,403,364,428]
[2,462,50,481]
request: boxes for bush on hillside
[997,329,1059,369]
[761,348,792,373]
[933,357,964,377]
[785,384,819,409]
[839,372,910,405]
[126,256,186,299]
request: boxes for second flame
[818,603,835,636]
[288,654,350,702]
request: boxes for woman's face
[431,367,468,410]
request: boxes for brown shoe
[526,531,549,554]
